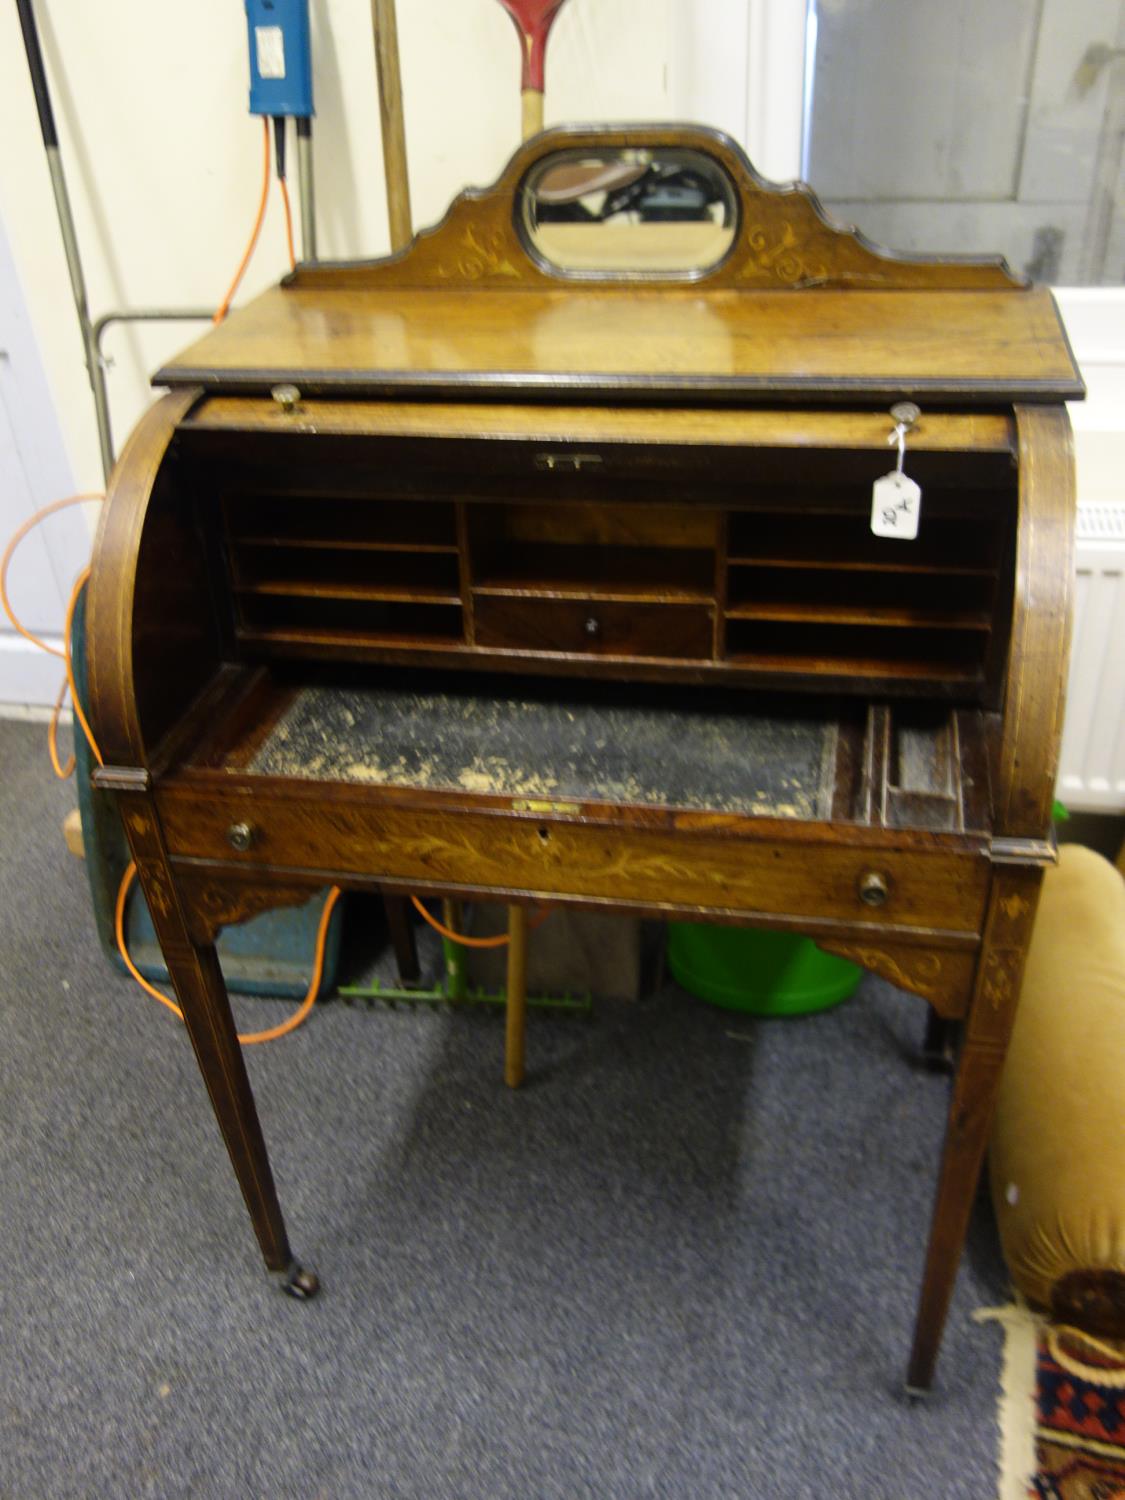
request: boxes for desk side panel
[88,390,226,768]
[994,406,1076,838]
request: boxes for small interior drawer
[473,597,713,660]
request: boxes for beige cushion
[990,845,1125,1317]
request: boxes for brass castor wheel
[280,1261,320,1300]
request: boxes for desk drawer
[157,787,990,936]
[473,597,713,660]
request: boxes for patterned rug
[1034,1326,1125,1499]
[979,1304,1125,1500]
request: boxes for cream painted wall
[0,0,698,498]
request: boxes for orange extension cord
[2,495,338,1045]
[6,118,548,1024]
[213,117,271,324]
[0,491,102,662]
[46,674,74,779]
[409,893,550,948]
[214,117,297,324]
[0,492,103,781]
[116,863,340,1045]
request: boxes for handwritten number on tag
[871,472,922,541]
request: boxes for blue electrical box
[245,0,313,117]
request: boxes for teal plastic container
[666,923,862,1016]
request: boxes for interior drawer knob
[227,821,256,852]
[858,870,890,908]
[584,616,600,638]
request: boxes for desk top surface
[248,681,836,820]
[158,283,1081,405]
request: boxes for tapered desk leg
[117,797,316,1298]
[161,937,301,1278]
[906,1040,1007,1393]
[505,904,528,1089]
[906,867,1043,1391]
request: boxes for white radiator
[1057,503,1125,812]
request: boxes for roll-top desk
[87,126,1082,1391]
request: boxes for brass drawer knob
[858,870,890,908]
[271,383,301,413]
[227,821,256,852]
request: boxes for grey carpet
[0,718,1011,1499]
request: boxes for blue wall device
[245,0,313,117]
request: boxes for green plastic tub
[666,922,862,1016]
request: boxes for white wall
[1055,288,1125,506]
[2,0,798,708]
[0,0,714,494]
[0,1,815,501]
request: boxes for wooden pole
[521,88,544,140]
[504,905,529,1089]
[370,0,413,252]
[442,899,468,1003]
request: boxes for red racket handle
[494,0,569,92]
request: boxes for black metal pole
[16,0,59,146]
[15,0,112,478]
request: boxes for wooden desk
[87,126,1080,1391]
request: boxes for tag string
[889,423,907,474]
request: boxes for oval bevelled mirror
[519,146,739,277]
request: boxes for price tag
[871,471,921,540]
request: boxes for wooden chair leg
[505,903,528,1089]
[383,894,420,982]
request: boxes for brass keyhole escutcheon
[858,870,890,907]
